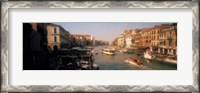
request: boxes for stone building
[46,23,71,51]
[141,28,151,46]
[125,34,132,48]
[118,34,125,48]
[133,30,142,46]
[158,24,177,55]
[149,26,160,46]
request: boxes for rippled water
[93,46,177,70]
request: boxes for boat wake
[140,65,152,70]
[124,59,152,70]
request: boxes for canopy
[151,46,158,50]
[132,46,141,50]
[141,46,150,50]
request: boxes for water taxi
[144,51,153,59]
[102,48,115,55]
[124,57,143,66]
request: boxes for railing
[159,37,166,39]
[167,36,173,40]
[52,33,60,35]
[158,45,166,48]
[135,41,140,42]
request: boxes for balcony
[159,37,166,40]
[167,36,173,40]
[52,33,59,35]
[158,45,166,48]
[135,40,140,43]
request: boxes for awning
[132,46,141,50]
[152,46,158,50]
[141,46,150,49]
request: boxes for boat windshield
[103,49,115,53]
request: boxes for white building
[125,35,132,48]
[118,34,125,48]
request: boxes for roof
[46,23,60,27]
[47,23,70,34]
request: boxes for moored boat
[76,60,99,70]
[59,48,99,70]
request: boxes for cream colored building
[47,24,60,50]
[149,26,160,46]
[158,25,177,55]
[125,35,132,48]
[118,34,125,48]
[47,23,71,50]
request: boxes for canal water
[93,46,177,70]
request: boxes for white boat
[77,60,99,70]
[124,58,143,66]
[124,60,130,63]
[144,51,153,59]
[102,48,115,55]
[81,63,99,70]
[79,60,89,64]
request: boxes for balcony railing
[167,36,173,40]
[158,45,166,48]
[135,41,140,42]
[159,37,166,40]
[51,33,60,35]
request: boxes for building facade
[158,25,177,55]
[47,23,71,51]
[118,34,125,48]
[133,30,142,46]
[125,35,132,48]
[113,23,177,56]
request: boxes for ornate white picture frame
[1,1,199,93]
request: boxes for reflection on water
[94,46,177,70]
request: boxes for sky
[53,22,173,42]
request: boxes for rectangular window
[176,41,177,46]
[169,40,172,47]
[54,36,57,42]
[54,28,56,34]
[164,41,166,45]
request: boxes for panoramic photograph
[23,22,177,70]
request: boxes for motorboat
[81,63,99,70]
[144,51,153,59]
[102,48,115,55]
[124,57,143,66]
